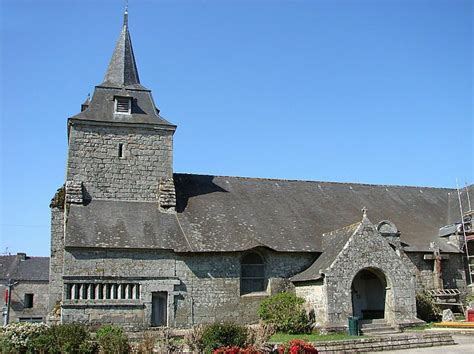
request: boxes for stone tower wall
[48,207,65,321]
[66,123,173,201]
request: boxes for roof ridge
[173,172,456,190]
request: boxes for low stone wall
[314,333,455,353]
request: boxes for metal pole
[457,180,473,285]
[4,279,13,326]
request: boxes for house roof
[65,173,464,254]
[0,254,49,281]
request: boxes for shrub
[278,339,318,354]
[184,325,205,352]
[246,323,275,353]
[416,291,441,322]
[154,327,183,353]
[201,322,248,353]
[54,323,93,353]
[96,325,129,354]
[0,322,96,354]
[135,331,158,353]
[258,292,311,334]
[29,329,57,353]
[0,322,49,353]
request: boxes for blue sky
[0,0,472,256]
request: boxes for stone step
[360,326,400,334]
[362,329,402,336]
[360,318,388,325]
[360,320,401,335]
[360,323,393,330]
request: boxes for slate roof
[0,254,49,281]
[101,11,140,88]
[291,223,361,282]
[70,11,175,128]
[65,174,465,254]
[66,200,189,252]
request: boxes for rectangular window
[66,282,140,300]
[118,143,124,158]
[24,294,34,308]
[19,317,43,323]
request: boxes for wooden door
[151,292,168,326]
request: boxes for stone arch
[376,220,399,236]
[351,267,393,320]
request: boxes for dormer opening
[81,94,90,112]
[115,96,131,114]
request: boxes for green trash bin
[348,316,359,336]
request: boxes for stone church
[49,11,472,331]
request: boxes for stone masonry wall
[405,252,467,293]
[60,248,315,327]
[48,207,65,320]
[0,282,49,322]
[442,253,467,291]
[294,281,327,326]
[67,124,173,201]
[319,220,418,328]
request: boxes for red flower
[214,346,262,354]
[278,339,318,354]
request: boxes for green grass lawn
[269,332,364,343]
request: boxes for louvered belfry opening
[115,96,131,114]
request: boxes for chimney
[17,253,27,261]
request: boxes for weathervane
[123,0,129,27]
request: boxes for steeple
[102,7,140,87]
[71,8,175,127]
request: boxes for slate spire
[102,7,140,87]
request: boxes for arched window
[240,252,265,295]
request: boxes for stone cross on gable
[424,242,450,290]
[361,207,368,217]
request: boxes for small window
[118,143,124,158]
[240,252,265,295]
[115,97,131,114]
[24,294,34,308]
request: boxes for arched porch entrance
[351,268,387,320]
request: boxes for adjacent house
[1,253,50,323]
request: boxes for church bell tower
[66,9,177,207]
